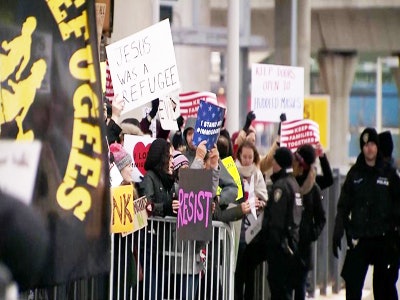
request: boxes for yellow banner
[110,185,134,233]
[217,156,243,201]
[304,95,330,150]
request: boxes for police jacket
[264,169,303,255]
[336,153,397,239]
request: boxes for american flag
[105,59,114,101]
[280,119,320,151]
[179,91,219,119]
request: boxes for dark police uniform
[264,168,303,300]
[333,152,400,300]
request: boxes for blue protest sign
[192,100,225,150]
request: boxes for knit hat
[295,143,316,169]
[378,130,393,158]
[274,147,293,169]
[360,127,379,150]
[144,138,170,171]
[173,150,189,171]
[109,143,132,172]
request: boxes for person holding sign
[137,138,175,300]
[183,117,238,206]
[109,143,141,299]
[234,140,268,300]
[170,141,219,300]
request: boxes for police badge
[274,188,282,202]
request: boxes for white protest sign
[109,162,123,187]
[0,140,42,204]
[123,134,155,182]
[159,95,179,131]
[251,63,304,122]
[248,174,257,219]
[280,119,320,151]
[106,19,180,112]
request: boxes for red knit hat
[109,143,132,171]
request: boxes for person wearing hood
[292,143,326,300]
[332,127,400,300]
[182,117,238,206]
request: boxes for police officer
[264,147,303,300]
[332,127,400,300]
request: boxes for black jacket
[335,153,397,239]
[264,169,303,256]
[138,170,174,217]
[316,154,333,190]
[297,168,326,269]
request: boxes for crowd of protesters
[105,92,400,300]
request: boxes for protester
[332,127,400,300]
[170,142,218,300]
[259,113,287,175]
[137,138,176,300]
[109,142,141,299]
[263,147,303,300]
[233,111,257,159]
[105,94,124,145]
[292,143,326,300]
[219,117,234,158]
[234,140,268,300]
[182,117,238,206]
[314,141,334,191]
[212,135,248,223]
[118,119,144,146]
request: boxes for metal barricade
[111,216,236,300]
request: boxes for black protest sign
[177,168,213,242]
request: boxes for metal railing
[20,168,350,299]
[110,216,236,300]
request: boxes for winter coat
[296,168,326,270]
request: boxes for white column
[173,0,211,92]
[226,0,240,134]
[110,0,153,43]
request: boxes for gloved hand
[277,113,287,135]
[332,218,344,258]
[176,115,184,129]
[243,111,256,132]
[149,98,160,119]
